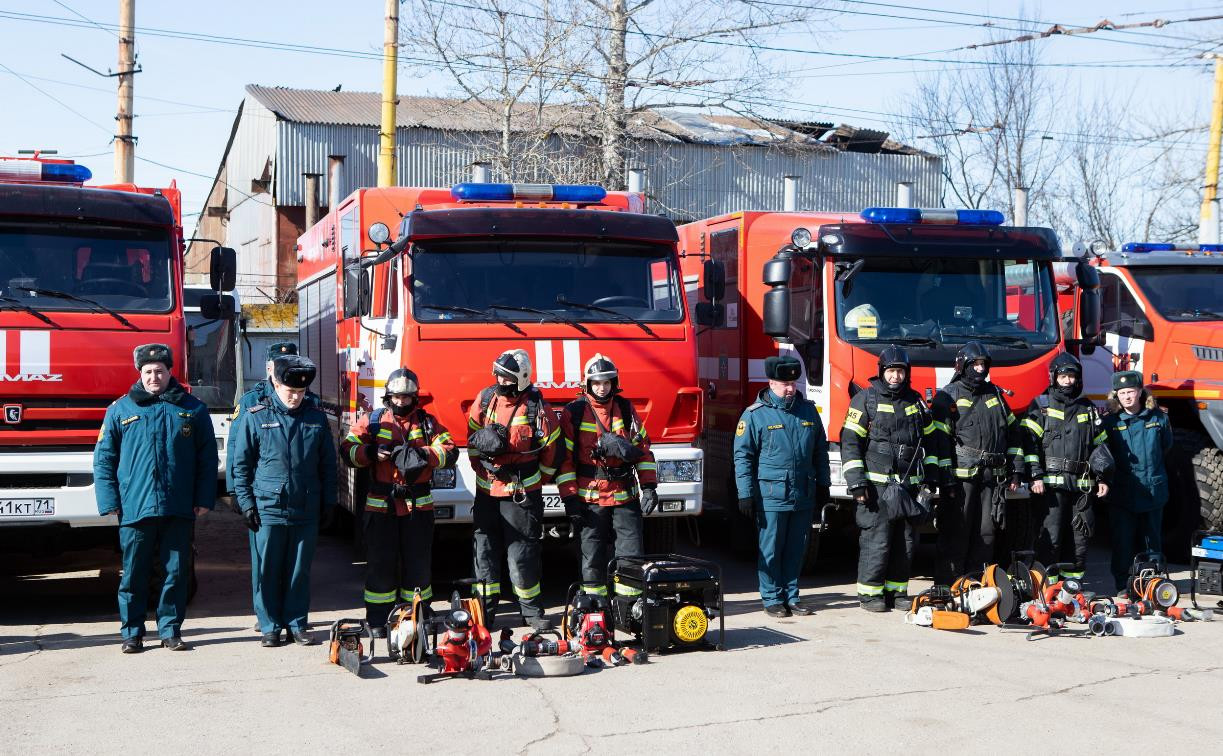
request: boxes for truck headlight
[431,468,457,489]
[828,459,845,487]
[657,460,701,483]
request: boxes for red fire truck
[1057,242,1223,549]
[679,207,1101,547]
[0,155,235,555]
[296,183,703,552]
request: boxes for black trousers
[1033,489,1090,579]
[472,491,544,619]
[579,500,644,590]
[856,493,916,598]
[936,473,1002,583]
[363,508,434,626]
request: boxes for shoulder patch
[248,404,266,414]
[735,420,747,437]
[229,408,240,421]
[745,402,763,412]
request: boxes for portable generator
[1190,531,1223,609]
[609,554,724,653]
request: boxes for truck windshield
[834,256,1059,348]
[410,238,684,323]
[1127,266,1223,322]
[184,299,239,411]
[0,222,174,312]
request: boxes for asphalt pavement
[4,508,1223,754]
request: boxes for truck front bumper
[0,450,110,528]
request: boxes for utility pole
[114,0,135,183]
[377,0,398,188]
[1200,55,1223,244]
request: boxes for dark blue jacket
[230,391,337,524]
[734,389,831,512]
[1104,402,1173,513]
[225,380,320,494]
[93,379,218,525]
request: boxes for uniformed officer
[557,354,658,597]
[842,346,939,612]
[733,355,830,618]
[1020,353,1112,583]
[340,368,455,633]
[466,349,562,630]
[231,355,337,647]
[1103,370,1173,593]
[931,341,1025,583]
[94,344,218,653]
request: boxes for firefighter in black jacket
[931,341,1025,583]
[1020,353,1111,583]
[843,346,940,612]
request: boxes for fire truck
[1057,241,1223,549]
[679,207,1101,552]
[184,283,243,485]
[0,155,236,555]
[296,183,703,552]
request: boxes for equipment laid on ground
[904,583,1001,629]
[386,591,430,664]
[328,619,375,675]
[1107,615,1176,638]
[417,594,496,684]
[561,585,647,666]
[610,554,724,653]
[1126,551,1179,609]
[1190,530,1223,610]
[1020,578,1091,632]
[975,553,1048,625]
[497,628,587,678]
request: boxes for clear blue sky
[2,0,1218,229]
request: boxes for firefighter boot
[860,595,888,613]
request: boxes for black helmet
[1048,352,1081,383]
[877,345,911,383]
[583,353,619,402]
[954,340,991,377]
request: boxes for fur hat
[265,342,298,361]
[272,355,316,389]
[765,355,802,382]
[1112,370,1142,391]
[133,343,173,370]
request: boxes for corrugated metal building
[188,84,942,301]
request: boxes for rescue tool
[328,619,375,675]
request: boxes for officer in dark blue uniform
[734,355,831,618]
[1103,370,1173,593]
[230,355,337,647]
[94,344,217,653]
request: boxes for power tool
[610,554,724,653]
[904,582,1000,629]
[327,619,374,675]
[1126,551,1179,610]
[561,584,647,666]
[417,593,496,684]
[385,590,430,664]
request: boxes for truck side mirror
[358,268,373,317]
[1075,260,1101,356]
[199,293,236,321]
[694,302,725,327]
[702,260,726,302]
[762,253,793,341]
[210,246,236,292]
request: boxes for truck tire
[644,517,676,553]
[1165,429,1216,559]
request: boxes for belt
[956,445,1007,468]
[368,480,431,500]
[577,462,634,480]
[1045,456,1089,475]
[481,460,541,482]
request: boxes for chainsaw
[328,618,375,675]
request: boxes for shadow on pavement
[720,625,807,651]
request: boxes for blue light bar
[1198,244,1223,252]
[859,207,1005,226]
[1121,242,1175,253]
[450,183,608,203]
[41,162,92,183]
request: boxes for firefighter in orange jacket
[558,354,658,597]
[340,368,455,633]
[467,349,561,630]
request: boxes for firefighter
[230,355,337,647]
[1102,371,1173,593]
[1020,353,1112,583]
[557,354,658,597]
[931,341,1025,583]
[843,346,940,612]
[340,368,454,634]
[467,348,562,630]
[733,355,830,618]
[94,344,217,653]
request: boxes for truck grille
[0,473,93,489]
[1,397,110,432]
[1193,345,1223,362]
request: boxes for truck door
[362,252,405,404]
[698,222,742,505]
[1082,270,1153,399]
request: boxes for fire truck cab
[296,183,703,552]
[1058,241,1223,545]
[681,207,1101,542]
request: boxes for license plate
[542,494,563,511]
[0,498,55,516]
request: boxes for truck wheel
[644,517,676,553]
[1165,429,1216,559]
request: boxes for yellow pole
[1199,56,1223,244]
[377,0,399,188]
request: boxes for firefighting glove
[244,507,261,533]
[738,498,754,518]
[851,486,871,505]
[393,444,429,477]
[640,487,659,515]
[990,489,1007,530]
[1072,496,1095,537]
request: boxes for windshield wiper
[1175,309,1223,320]
[488,305,594,336]
[420,304,526,335]
[16,286,137,330]
[976,334,1030,348]
[0,296,62,329]
[555,295,656,337]
[872,336,940,347]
